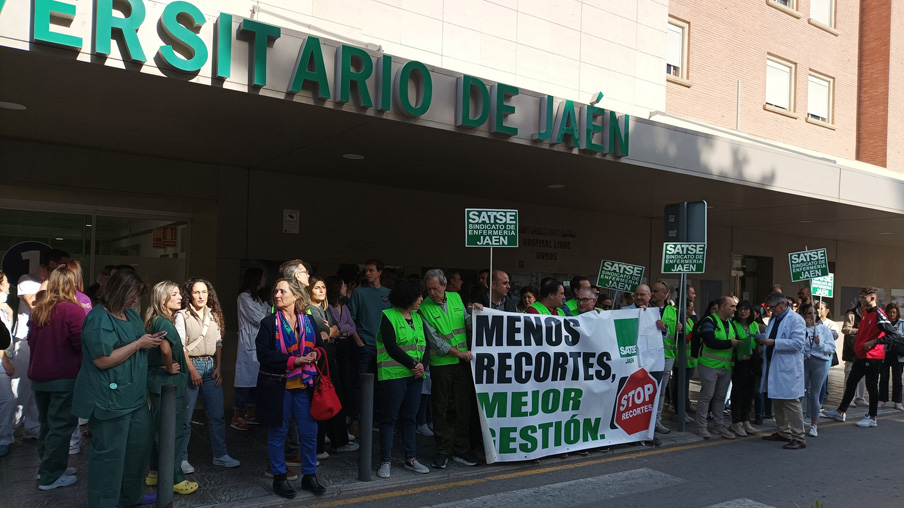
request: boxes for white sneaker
[316,451,330,460]
[36,467,76,480]
[416,424,434,436]
[824,409,845,422]
[654,423,671,434]
[69,445,80,455]
[855,416,877,428]
[38,474,77,491]
[212,454,240,468]
[808,425,818,437]
[334,443,359,453]
[181,460,195,474]
[377,462,391,478]
[404,459,430,474]
[348,432,357,442]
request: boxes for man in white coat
[757,292,807,449]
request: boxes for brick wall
[666,0,860,161]
[855,0,890,167]
[886,2,904,171]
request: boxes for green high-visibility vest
[732,321,758,361]
[685,317,698,368]
[699,315,735,371]
[564,298,578,315]
[376,308,426,381]
[419,292,468,367]
[660,305,678,360]
[529,301,565,316]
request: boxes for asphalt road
[296,412,904,508]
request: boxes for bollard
[358,373,374,481]
[158,384,176,508]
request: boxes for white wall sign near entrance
[283,209,300,234]
[597,259,645,292]
[811,273,834,298]
[465,209,519,247]
[788,248,829,281]
[661,242,706,274]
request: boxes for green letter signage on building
[238,18,281,87]
[490,83,518,136]
[456,75,489,128]
[33,0,82,50]
[334,44,373,107]
[157,1,208,73]
[394,60,432,117]
[95,0,146,63]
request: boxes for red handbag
[310,347,342,421]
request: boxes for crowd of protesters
[1,249,903,506]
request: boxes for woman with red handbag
[255,278,326,499]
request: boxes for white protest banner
[471,308,664,463]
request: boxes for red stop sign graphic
[614,369,659,435]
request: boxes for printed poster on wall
[470,308,664,463]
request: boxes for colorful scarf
[275,310,317,386]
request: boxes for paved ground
[0,362,893,508]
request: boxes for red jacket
[854,306,893,360]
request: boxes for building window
[666,18,690,85]
[807,73,833,123]
[765,58,795,111]
[810,0,835,28]
[767,0,801,18]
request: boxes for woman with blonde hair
[27,266,84,490]
[176,278,239,472]
[144,281,198,495]
[256,278,325,499]
[66,260,92,313]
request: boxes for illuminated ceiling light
[880,232,893,235]
[55,237,63,240]
[343,153,364,160]
[547,184,565,189]
[0,102,26,110]
[800,220,814,223]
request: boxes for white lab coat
[235,292,268,388]
[760,309,806,400]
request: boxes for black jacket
[255,312,324,427]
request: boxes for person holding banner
[575,288,599,314]
[476,270,518,312]
[420,270,478,469]
[650,281,681,435]
[526,280,566,316]
[757,292,807,449]
[694,297,740,440]
[622,284,649,310]
[376,279,431,478]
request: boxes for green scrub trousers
[88,406,152,507]
[34,386,78,486]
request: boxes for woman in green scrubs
[72,269,164,507]
[144,281,198,496]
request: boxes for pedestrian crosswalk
[424,468,778,508]
[424,468,684,508]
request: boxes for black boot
[272,473,296,499]
[301,473,326,495]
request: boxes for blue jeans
[183,357,228,459]
[268,389,317,475]
[380,376,422,463]
[233,387,256,410]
